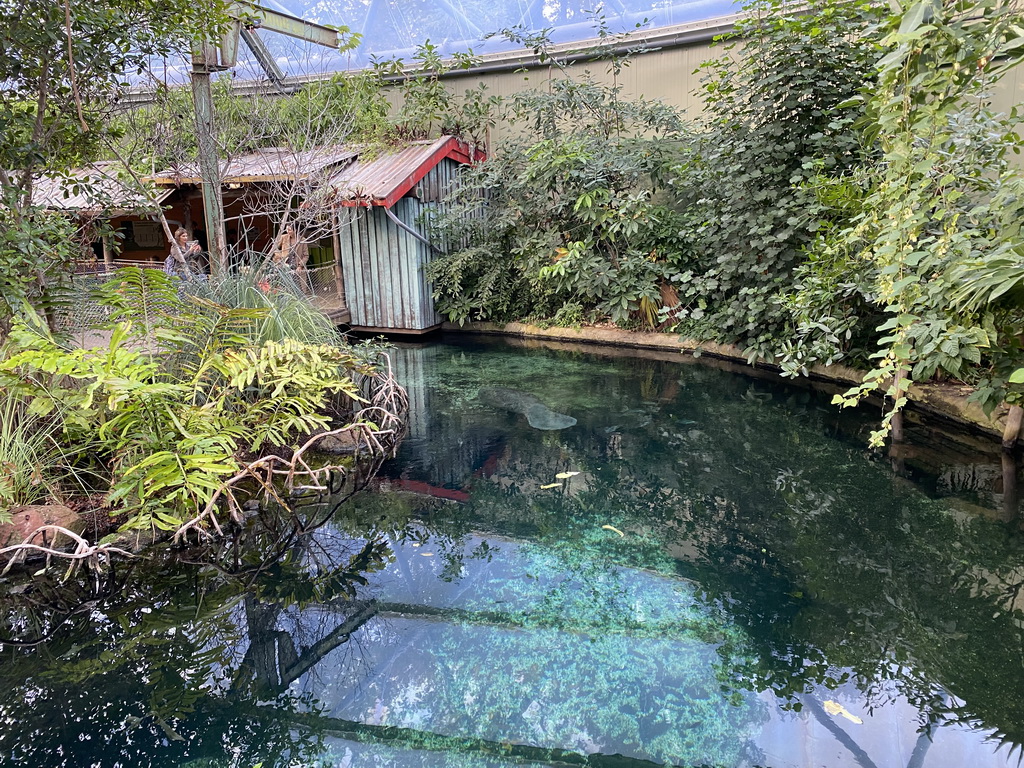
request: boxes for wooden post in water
[1001,405,1023,522]
[1001,452,1019,522]
[1002,404,1023,450]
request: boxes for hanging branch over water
[1,359,408,569]
[0,525,134,576]
[172,358,408,544]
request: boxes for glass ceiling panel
[148,0,740,84]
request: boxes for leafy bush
[668,0,883,358]
[428,47,688,326]
[0,201,79,339]
[822,0,1024,441]
[0,269,373,532]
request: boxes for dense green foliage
[0,269,376,531]
[426,0,1024,434]
[427,0,883,333]
[826,0,1024,441]
[428,34,688,327]
[673,0,884,359]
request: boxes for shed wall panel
[335,157,462,330]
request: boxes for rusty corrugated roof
[32,162,173,213]
[149,145,358,185]
[329,136,481,208]
[143,136,482,206]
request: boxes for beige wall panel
[382,41,729,145]
[381,40,1022,149]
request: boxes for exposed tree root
[173,359,408,545]
[0,525,135,577]
[1,357,409,570]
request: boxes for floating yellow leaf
[823,700,863,724]
[540,483,562,490]
[602,525,625,537]
[555,471,580,479]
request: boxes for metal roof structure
[32,162,173,214]
[145,136,480,209]
[328,136,481,208]
[148,145,358,185]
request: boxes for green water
[2,336,1024,768]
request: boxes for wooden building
[36,136,482,333]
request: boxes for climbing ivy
[826,0,1024,443]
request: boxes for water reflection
[1,336,1024,767]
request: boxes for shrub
[429,52,688,326]
[0,269,374,531]
[668,0,884,359]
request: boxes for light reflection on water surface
[1,335,1023,768]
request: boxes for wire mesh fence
[57,259,348,337]
[58,264,152,334]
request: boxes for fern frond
[92,267,183,343]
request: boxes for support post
[190,49,228,275]
[101,235,113,272]
[1002,404,1023,451]
[1002,452,1019,522]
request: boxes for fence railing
[61,260,348,334]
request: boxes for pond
[2,335,1023,768]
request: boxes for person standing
[164,227,200,278]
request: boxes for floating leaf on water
[540,483,562,490]
[602,525,625,537]
[555,471,580,479]
[155,715,185,741]
[823,700,863,724]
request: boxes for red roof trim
[336,137,485,209]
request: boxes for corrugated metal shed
[334,141,477,333]
[148,146,358,185]
[33,162,173,213]
[133,136,482,334]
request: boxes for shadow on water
[2,335,1024,767]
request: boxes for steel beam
[230,1,339,49]
[240,27,286,83]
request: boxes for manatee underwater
[478,387,577,430]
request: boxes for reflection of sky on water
[298,336,1024,768]
[297,529,760,767]
[3,336,1024,767]
[296,523,1024,768]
